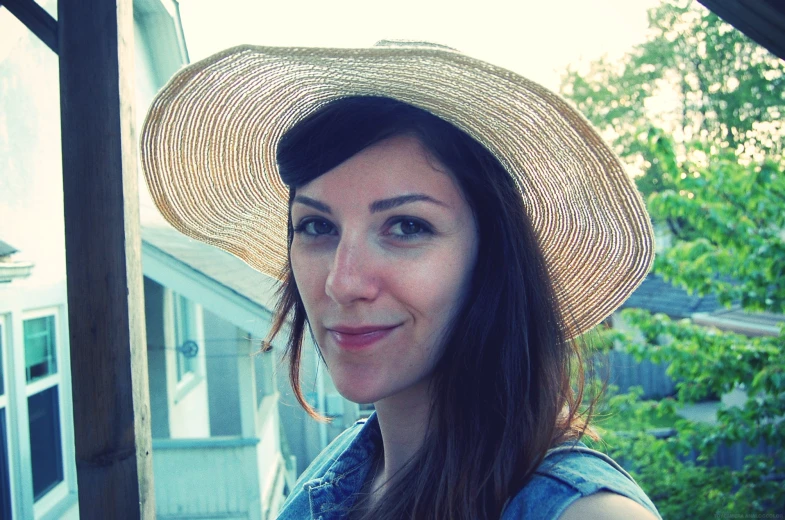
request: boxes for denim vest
[276,414,662,519]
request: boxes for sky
[0,1,661,90]
[179,0,661,92]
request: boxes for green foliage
[586,312,785,516]
[563,1,785,517]
[646,138,785,312]
[561,0,785,198]
[586,419,738,519]
[621,310,784,444]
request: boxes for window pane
[0,410,11,519]
[24,316,57,383]
[28,386,63,500]
[0,322,4,395]
[254,346,274,397]
[177,296,190,340]
[174,296,194,381]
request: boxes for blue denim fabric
[276,414,662,519]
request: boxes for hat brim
[140,44,653,338]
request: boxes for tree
[562,1,785,517]
[561,0,785,197]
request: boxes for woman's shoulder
[559,491,660,520]
[501,443,662,520]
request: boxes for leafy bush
[585,311,784,517]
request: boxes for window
[0,320,5,396]
[28,388,63,500]
[0,319,11,520]
[0,412,11,520]
[0,303,76,518]
[173,294,196,382]
[166,290,205,407]
[23,312,65,504]
[24,316,57,383]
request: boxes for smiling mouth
[326,324,400,350]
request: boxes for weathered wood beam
[58,0,154,518]
[699,0,785,60]
[2,0,58,54]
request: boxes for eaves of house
[140,209,280,337]
[693,308,783,337]
[0,240,18,257]
[621,274,722,319]
[622,274,783,337]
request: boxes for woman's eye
[294,218,336,236]
[388,218,432,238]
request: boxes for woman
[141,42,660,519]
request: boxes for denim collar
[305,414,382,519]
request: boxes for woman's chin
[334,384,383,406]
[325,364,387,404]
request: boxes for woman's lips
[327,325,399,350]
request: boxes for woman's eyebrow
[370,194,447,213]
[293,195,332,214]
[293,193,448,214]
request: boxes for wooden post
[58,0,155,517]
[1,0,58,54]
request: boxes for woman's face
[289,134,478,406]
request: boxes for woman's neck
[370,376,433,494]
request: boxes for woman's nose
[325,236,380,305]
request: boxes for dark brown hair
[265,97,593,519]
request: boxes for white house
[133,4,363,518]
[1,0,358,517]
[140,212,362,519]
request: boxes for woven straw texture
[140,44,654,338]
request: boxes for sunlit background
[178,0,659,91]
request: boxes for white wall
[0,1,77,517]
[0,1,65,286]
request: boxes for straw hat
[140,41,653,338]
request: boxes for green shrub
[584,312,784,518]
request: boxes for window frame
[0,315,13,519]
[22,315,58,387]
[0,314,8,411]
[173,293,197,382]
[164,289,206,404]
[20,308,70,516]
[0,299,79,519]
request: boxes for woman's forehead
[292,135,465,210]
